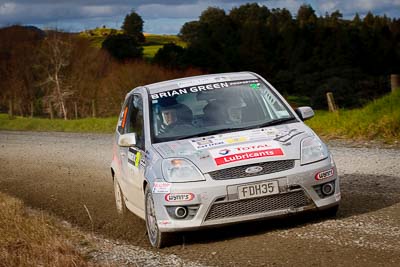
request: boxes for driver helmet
[227,97,246,123]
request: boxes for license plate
[238,180,279,200]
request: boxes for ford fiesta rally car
[111,72,340,248]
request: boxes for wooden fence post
[326,92,338,112]
[49,101,54,120]
[391,74,400,92]
[74,102,78,119]
[91,99,97,118]
[30,102,34,118]
[8,99,14,119]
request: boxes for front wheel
[145,186,171,248]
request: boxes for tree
[179,21,202,44]
[0,25,43,116]
[153,43,185,69]
[122,10,145,43]
[102,34,143,61]
[38,32,74,120]
[297,4,317,28]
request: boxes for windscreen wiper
[177,127,243,140]
[256,117,297,128]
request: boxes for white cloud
[260,0,303,14]
[317,0,400,17]
[0,2,17,15]
[138,2,210,19]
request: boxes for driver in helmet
[158,101,193,135]
[227,97,246,124]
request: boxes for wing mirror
[118,133,137,147]
[295,106,314,121]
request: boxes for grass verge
[1,90,399,142]
[307,89,400,142]
[0,192,95,267]
[0,114,117,133]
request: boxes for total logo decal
[210,141,285,166]
[219,149,230,155]
[165,193,195,202]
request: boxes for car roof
[138,71,259,94]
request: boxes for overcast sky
[1,0,400,34]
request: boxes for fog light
[174,207,188,219]
[321,182,335,196]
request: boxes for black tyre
[114,178,127,216]
[145,186,171,248]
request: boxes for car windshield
[150,78,295,143]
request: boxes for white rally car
[111,72,340,248]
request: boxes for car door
[119,94,146,211]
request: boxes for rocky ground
[0,131,399,266]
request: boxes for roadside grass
[0,192,95,266]
[307,89,400,142]
[1,89,399,141]
[0,114,117,133]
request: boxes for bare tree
[39,32,73,120]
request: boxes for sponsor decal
[250,83,260,90]
[189,137,225,150]
[127,148,142,168]
[210,141,284,166]
[158,220,172,225]
[262,127,280,137]
[135,151,141,167]
[190,128,275,150]
[274,128,304,142]
[177,76,231,88]
[165,193,195,202]
[225,136,248,144]
[151,79,261,100]
[315,168,334,180]
[152,182,172,193]
[151,82,229,99]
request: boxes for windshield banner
[150,79,260,100]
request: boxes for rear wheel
[145,186,171,248]
[114,178,127,216]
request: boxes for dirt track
[1,131,400,266]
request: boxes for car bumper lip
[153,157,340,232]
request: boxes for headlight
[301,136,328,165]
[162,158,205,183]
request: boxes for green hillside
[307,89,400,141]
[79,27,122,47]
[143,33,186,59]
[79,28,186,59]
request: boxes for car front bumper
[152,156,341,232]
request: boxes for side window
[126,95,145,150]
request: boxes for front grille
[208,160,295,180]
[205,190,310,221]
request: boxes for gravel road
[1,131,400,266]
